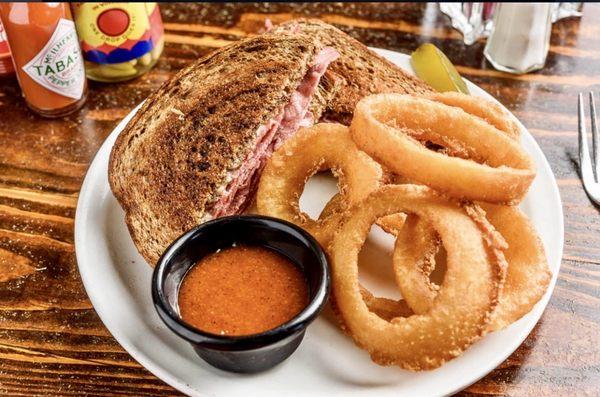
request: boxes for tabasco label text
[23,18,85,100]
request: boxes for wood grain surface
[1,3,599,396]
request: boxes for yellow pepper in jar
[72,3,164,82]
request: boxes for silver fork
[578,92,600,205]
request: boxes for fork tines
[578,92,600,204]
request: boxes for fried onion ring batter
[256,123,383,246]
[330,185,506,370]
[320,192,406,235]
[350,94,536,203]
[395,203,551,331]
[428,92,521,141]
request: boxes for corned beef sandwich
[271,19,434,124]
[109,33,339,266]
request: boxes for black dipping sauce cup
[152,215,330,373]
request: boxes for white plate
[75,49,563,397]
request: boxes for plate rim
[75,48,564,397]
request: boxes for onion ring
[392,214,441,314]
[330,185,506,370]
[256,123,383,246]
[395,203,550,331]
[360,289,413,322]
[350,94,536,203]
[319,192,406,235]
[318,192,345,222]
[428,92,521,141]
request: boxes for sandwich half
[271,19,434,124]
[109,34,338,265]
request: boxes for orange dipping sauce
[178,245,309,336]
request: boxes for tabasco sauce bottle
[0,3,87,117]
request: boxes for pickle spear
[411,43,469,94]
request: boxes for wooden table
[1,3,598,396]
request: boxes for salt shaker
[483,3,553,74]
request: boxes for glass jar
[72,3,164,82]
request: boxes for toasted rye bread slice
[109,34,325,265]
[272,19,434,124]
[310,69,343,121]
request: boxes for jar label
[22,18,85,100]
[74,3,163,64]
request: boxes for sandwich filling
[210,47,339,218]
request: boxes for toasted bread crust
[272,19,434,124]
[310,69,343,120]
[109,34,323,265]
